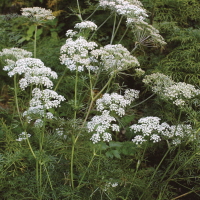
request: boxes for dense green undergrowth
[0,0,200,199]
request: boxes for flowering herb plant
[0,0,200,199]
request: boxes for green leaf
[109,141,122,148]
[51,32,58,39]
[111,150,121,159]
[105,151,113,158]
[27,25,35,38]
[36,28,43,39]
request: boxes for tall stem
[71,68,79,189]
[34,25,37,58]
[89,14,113,41]
[110,13,116,44]
[54,67,68,91]
[14,75,24,128]
[112,15,123,44]
[76,0,83,21]
[75,73,115,143]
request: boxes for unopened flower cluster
[60,35,98,72]
[143,72,200,106]
[21,7,55,22]
[88,89,139,143]
[91,44,140,73]
[74,21,97,31]
[130,116,194,145]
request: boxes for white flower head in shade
[143,72,175,94]
[1,48,32,72]
[91,44,140,73]
[16,132,31,141]
[74,21,97,31]
[130,116,194,146]
[99,0,148,20]
[143,73,200,106]
[21,7,55,22]
[60,36,98,72]
[66,29,78,37]
[163,82,200,106]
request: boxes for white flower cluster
[23,88,65,124]
[1,48,32,71]
[96,89,139,116]
[16,132,31,142]
[163,82,200,106]
[23,105,54,124]
[60,36,98,72]
[104,181,118,191]
[65,29,78,37]
[74,21,97,31]
[143,72,175,94]
[4,58,58,90]
[130,116,194,145]
[30,88,65,109]
[134,68,145,77]
[21,7,55,22]
[88,110,116,143]
[91,44,140,73]
[99,0,166,46]
[143,73,200,106]
[88,89,139,143]
[99,0,148,20]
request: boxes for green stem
[118,26,129,44]
[77,148,96,189]
[76,0,83,21]
[54,67,68,91]
[74,73,115,143]
[85,5,100,21]
[131,94,155,108]
[71,135,75,189]
[139,148,171,200]
[110,13,116,44]
[14,75,24,128]
[34,25,37,58]
[131,43,139,54]
[44,164,54,191]
[111,15,123,44]
[71,68,79,189]
[89,14,113,41]
[126,145,147,199]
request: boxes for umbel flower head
[88,89,140,143]
[130,116,194,146]
[0,48,32,71]
[143,72,200,106]
[21,7,55,22]
[4,58,58,90]
[74,21,98,31]
[91,44,140,74]
[60,36,98,72]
